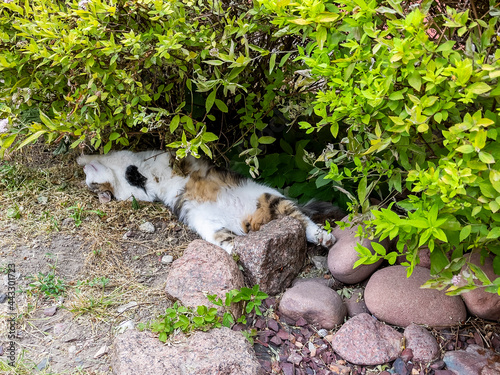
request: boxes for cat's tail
[298,200,345,223]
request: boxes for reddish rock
[460,253,500,321]
[279,280,346,329]
[330,313,403,365]
[343,288,369,317]
[165,240,245,318]
[364,266,467,327]
[328,218,387,284]
[292,276,342,289]
[396,246,432,269]
[234,217,307,295]
[112,328,262,375]
[404,324,439,363]
[443,344,500,375]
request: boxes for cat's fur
[77,150,336,253]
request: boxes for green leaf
[215,99,228,113]
[206,89,216,113]
[109,132,120,141]
[258,136,275,145]
[456,144,474,154]
[460,225,472,242]
[487,227,500,239]
[202,132,218,142]
[170,115,180,133]
[269,53,276,74]
[479,151,495,164]
[372,242,386,256]
[408,71,422,91]
[468,82,492,95]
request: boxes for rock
[365,266,467,327]
[111,328,262,375]
[396,246,431,269]
[139,222,155,233]
[392,357,409,375]
[292,276,342,289]
[311,256,328,272]
[343,288,369,317]
[328,217,387,284]
[117,301,138,313]
[37,358,50,371]
[165,240,245,318]
[279,280,346,329]
[443,344,500,375]
[287,352,303,365]
[0,293,7,303]
[234,217,307,295]
[114,320,135,334]
[330,313,403,365]
[403,324,439,363]
[94,345,108,359]
[317,329,328,337]
[328,364,351,375]
[43,306,57,316]
[460,253,500,321]
[161,255,174,265]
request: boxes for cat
[77,150,336,253]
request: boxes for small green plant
[207,284,268,327]
[142,302,220,343]
[6,204,21,219]
[27,272,66,298]
[142,285,268,343]
[67,203,105,227]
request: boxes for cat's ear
[98,191,113,204]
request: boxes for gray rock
[117,301,138,313]
[328,217,387,284]
[111,328,263,375]
[37,358,50,371]
[53,323,67,336]
[139,222,155,233]
[279,280,346,329]
[460,253,500,321]
[165,240,245,318]
[43,306,57,316]
[94,345,109,359]
[114,320,135,334]
[234,217,307,295]
[0,293,7,303]
[311,255,328,272]
[404,324,439,363]
[161,255,174,265]
[330,313,403,365]
[443,344,500,375]
[365,266,467,327]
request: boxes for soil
[0,145,499,375]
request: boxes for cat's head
[77,157,117,203]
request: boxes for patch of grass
[67,203,105,228]
[27,272,67,298]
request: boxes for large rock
[460,253,500,321]
[328,218,386,284]
[443,344,500,375]
[278,280,346,329]
[330,313,403,365]
[112,328,263,375]
[165,240,245,317]
[365,266,467,327]
[234,217,307,295]
[404,324,439,363]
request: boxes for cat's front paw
[319,231,336,247]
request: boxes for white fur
[78,151,336,253]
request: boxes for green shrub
[260,0,500,294]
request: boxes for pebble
[311,256,328,271]
[68,345,77,354]
[37,358,50,371]
[0,293,7,303]
[308,342,317,357]
[93,345,108,359]
[114,320,134,334]
[117,301,138,313]
[161,255,174,264]
[139,222,155,233]
[317,329,328,337]
[287,352,303,365]
[43,306,57,316]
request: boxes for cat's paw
[220,242,234,254]
[318,230,336,247]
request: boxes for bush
[2,0,499,294]
[259,0,500,294]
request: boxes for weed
[67,203,105,227]
[6,205,21,219]
[27,272,66,298]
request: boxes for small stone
[0,293,7,303]
[161,255,174,264]
[317,329,328,337]
[430,360,445,370]
[324,334,335,343]
[122,230,134,239]
[268,319,279,332]
[329,363,350,375]
[43,306,57,316]
[0,345,4,355]
[37,358,50,371]
[37,195,48,204]
[68,345,76,354]
[114,320,134,334]
[277,329,290,340]
[270,335,282,346]
[116,301,138,313]
[139,221,155,233]
[308,342,317,357]
[295,341,303,348]
[93,345,108,359]
[311,256,328,271]
[287,352,303,365]
[53,323,66,336]
[401,348,413,362]
[282,362,295,375]
[392,357,408,375]
[296,317,308,326]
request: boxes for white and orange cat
[77,150,336,253]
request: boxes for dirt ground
[0,145,198,374]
